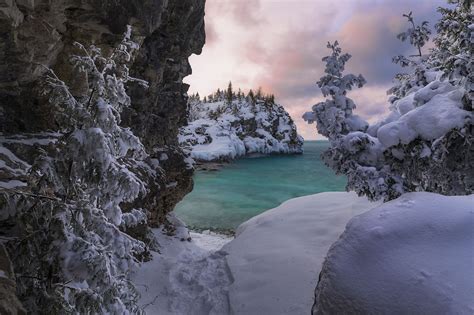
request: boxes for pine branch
[0,188,60,201]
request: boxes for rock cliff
[0,0,205,312]
[0,0,204,223]
[180,90,304,162]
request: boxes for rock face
[0,1,204,310]
[0,0,205,224]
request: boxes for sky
[184,0,446,140]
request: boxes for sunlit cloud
[186,0,445,140]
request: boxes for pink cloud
[205,18,219,46]
[187,0,444,140]
[229,0,264,26]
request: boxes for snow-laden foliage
[180,86,303,162]
[396,11,431,57]
[304,1,473,201]
[1,26,152,313]
[432,0,473,109]
[302,41,368,139]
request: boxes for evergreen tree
[248,89,255,104]
[397,11,431,57]
[304,1,473,201]
[389,12,432,104]
[269,94,275,104]
[6,26,149,313]
[226,81,233,105]
[215,88,222,101]
[432,0,473,109]
[303,41,367,139]
[256,87,263,99]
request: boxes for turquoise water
[174,141,347,231]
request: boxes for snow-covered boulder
[313,192,474,314]
[179,91,303,162]
[223,192,379,315]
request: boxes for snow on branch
[8,25,153,313]
[304,4,473,201]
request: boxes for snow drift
[223,192,379,315]
[313,192,474,314]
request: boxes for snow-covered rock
[179,92,303,162]
[313,192,474,314]
[223,192,379,315]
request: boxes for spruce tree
[304,1,473,201]
[226,81,233,105]
[248,89,255,104]
[5,26,149,313]
[397,11,431,57]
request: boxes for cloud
[204,18,219,46]
[205,0,265,27]
[229,0,264,26]
[186,0,445,140]
[242,41,269,65]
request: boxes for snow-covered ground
[135,191,474,315]
[132,216,233,315]
[134,192,378,314]
[179,95,303,162]
[223,192,378,315]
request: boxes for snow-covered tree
[5,26,152,313]
[304,1,473,201]
[388,13,432,103]
[180,84,304,162]
[302,41,367,140]
[397,11,431,57]
[432,0,473,109]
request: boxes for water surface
[174,141,346,231]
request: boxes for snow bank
[314,192,474,314]
[180,97,303,162]
[133,216,233,315]
[223,192,379,315]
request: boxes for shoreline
[192,148,309,171]
[188,226,236,236]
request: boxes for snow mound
[180,94,303,162]
[223,192,379,315]
[314,192,474,314]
